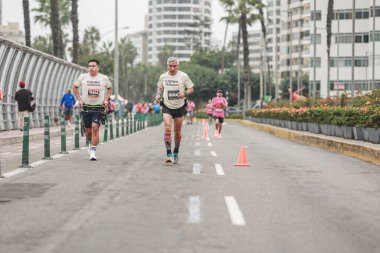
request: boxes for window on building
[310,34,321,44]
[310,57,321,68]
[311,11,322,21]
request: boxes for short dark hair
[88,59,99,65]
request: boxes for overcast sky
[2,0,238,46]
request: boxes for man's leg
[89,122,100,161]
[173,116,184,163]
[163,113,173,163]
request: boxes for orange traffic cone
[234,146,250,166]
[203,127,209,140]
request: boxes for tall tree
[119,37,138,98]
[50,0,64,58]
[71,0,79,63]
[81,26,101,55]
[22,0,31,47]
[32,35,52,54]
[326,0,334,98]
[157,44,175,69]
[220,8,238,73]
[220,0,262,115]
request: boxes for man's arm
[60,95,65,107]
[72,84,83,106]
[178,87,194,99]
[155,87,163,103]
[104,87,112,107]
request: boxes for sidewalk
[240,120,380,166]
[0,126,75,145]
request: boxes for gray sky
[2,0,238,47]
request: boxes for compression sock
[174,135,181,154]
[164,133,172,155]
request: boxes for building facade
[0,22,25,45]
[147,0,212,65]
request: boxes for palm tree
[32,35,52,54]
[81,26,101,55]
[157,44,175,69]
[220,8,238,73]
[326,0,334,98]
[33,0,71,28]
[220,0,262,116]
[22,0,31,47]
[71,0,79,63]
[119,37,138,97]
[50,0,64,58]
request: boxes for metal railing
[0,36,86,131]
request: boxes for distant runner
[206,99,213,125]
[212,89,228,139]
[155,57,194,165]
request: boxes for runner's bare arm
[104,87,112,107]
[155,87,163,103]
[72,84,83,106]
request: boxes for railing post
[74,114,80,150]
[60,114,68,154]
[116,116,120,138]
[121,116,125,136]
[21,116,31,167]
[133,114,137,133]
[126,115,129,135]
[109,115,114,140]
[103,114,108,143]
[43,115,52,159]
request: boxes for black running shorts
[82,111,103,128]
[162,103,187,118]
[213,116,224,123]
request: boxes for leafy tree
[189,50,235,72]
[32,35,52,54]
[80,26,101,56]
[119,37,138,98]
[157,44,175,69]
[50,0,64,58]
[22,0,31,47]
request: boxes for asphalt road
[0,121,379,253]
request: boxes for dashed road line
[225,196,246,226]
[215,164,225,176]
[187,196,201,224]
[192,163,201,174]
[194,149,201,156]
[208,143,212,147]
[210,151,217,157]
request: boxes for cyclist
[73,59,112,161]
[212,89,228,139]
[155,57,194,165]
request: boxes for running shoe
[173,153,179,164]
[218,134,222,139]
[165,154,174,165]
[90,150,97,161]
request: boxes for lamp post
[351,0,356,97]
[114,0,119,98]
[313,0,317,98]
[372,0,376,90]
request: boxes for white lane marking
[1,152,12,155]
[51,154,65,159]
[195,142,200,146]
[208,143,212,147]
[193,163,201,174]
[187,196,201,224]
[210,151,217,157]
[215,164,225,176]
[2,168,29,178]
[225,196,246,226]
[30,160,48,167]
[196,138,200,141]
[194,149,201,156]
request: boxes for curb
[240,120,380,166]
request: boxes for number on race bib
[168,90,179,100]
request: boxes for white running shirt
[157,70,194,109]
[74,73,111,105]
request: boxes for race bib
[216,108,223,112]
[88,89,100,98]
[168,90,179,100]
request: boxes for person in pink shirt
[212,89,228,139]
[206,99,213,125]
[185,100,196,125]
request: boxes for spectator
[125,99,134,117]
[60,89,76,127]
[15,80,32,131]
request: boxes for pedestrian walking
[212,89,228,139]
[155,56,194,165]
[15,80,33,131]
[60,89,76,127]
[73,59,112,161]
[206,99,214,125]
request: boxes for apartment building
[311,0,380,97]
[0,22,25,45]
[147,0,212,64]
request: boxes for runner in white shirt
[155,57,194,165]
[73,59,112,161]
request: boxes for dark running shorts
[64,107,73,116]
[162,103,187,118]
[82,111,103,128]
[213,116,224,124]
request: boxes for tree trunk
[326,0,334,98]
[241,13,251,114]
[258,7,271,96]
[71,0,79,63]
[50,0,63,58]
[22,0,31,47]
[221,21,229,73]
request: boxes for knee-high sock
[173,135,181,153]
[164,133,172,154]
